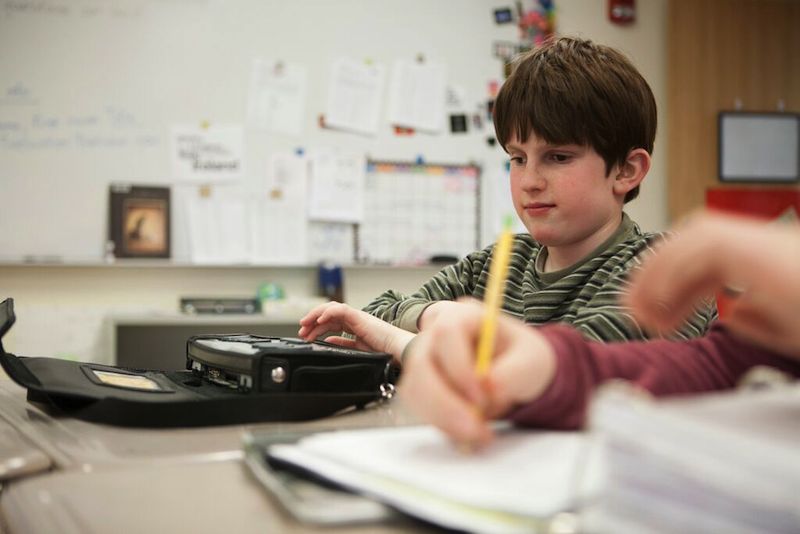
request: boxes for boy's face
[506,133,623,260]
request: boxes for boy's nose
[520,166,546,190]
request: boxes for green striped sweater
[363,215,717,342]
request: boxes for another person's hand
[400,299,557,446]
[626,211,800,359]
[298,302,414,360]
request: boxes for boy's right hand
[298,302,414,360]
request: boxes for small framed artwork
[493,8,514,25]
[449,114,468,134]
[109,184,171,258]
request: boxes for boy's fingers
[317,304,374,335]
[322,336,359,348]
[316,302,348,323]
[298,301,338,325]
[299,322,343,341]
[298,312,321,326]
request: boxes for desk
[112,313,302,369]
[0,376,431,533]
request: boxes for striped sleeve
[570,264,649,342]
[362,247,490,332]
[571,237,717,342]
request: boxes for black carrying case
[0,298,397,428]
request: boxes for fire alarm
[609,0,635,25]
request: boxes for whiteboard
[0,0,515,262]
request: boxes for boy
[360,36,715,341]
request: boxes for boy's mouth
[523,202,555,215]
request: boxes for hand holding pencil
[398,219,558,446]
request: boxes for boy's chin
[526,226,560,246]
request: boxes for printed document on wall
[185,187,250,263]
[386,59,446,133]
[324,58,386,136]
[308,222,354,264]
[307,149,365,223]
[171,124,244,181]
[252,153,309,265]
[246,59,308,136]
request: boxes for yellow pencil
[475,216,514,377]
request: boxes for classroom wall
[666,0,800,221]
[0,0,514,261]
[0,0,670,363]
[555,0,669,232]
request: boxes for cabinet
[113,314,301,370]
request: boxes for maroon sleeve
[507,322,800,430]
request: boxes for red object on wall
[706,188,800,220]
[706,187,800,317]
[609,0,636,25]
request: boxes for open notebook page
[268,425,604,534]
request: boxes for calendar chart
[357,161,481,265]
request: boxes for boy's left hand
[298,302,414,360]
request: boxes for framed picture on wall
[719,111,800,183]
[109,184,171,258]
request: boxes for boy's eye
[548,153,571,163]
[509,156,526,165]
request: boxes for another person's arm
[508,322,800,430]
[400,301,800,444]
[627,211,800,359]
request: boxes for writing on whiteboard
[0,82,39,106]
[2,0,145,19]
[0,105,159,151]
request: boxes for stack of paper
[268,425,605,534]
[586,385,800,534]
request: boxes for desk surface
[0,377,431,533]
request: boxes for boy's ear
[612,148,650,196]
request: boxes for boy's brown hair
[493,36,657,203]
